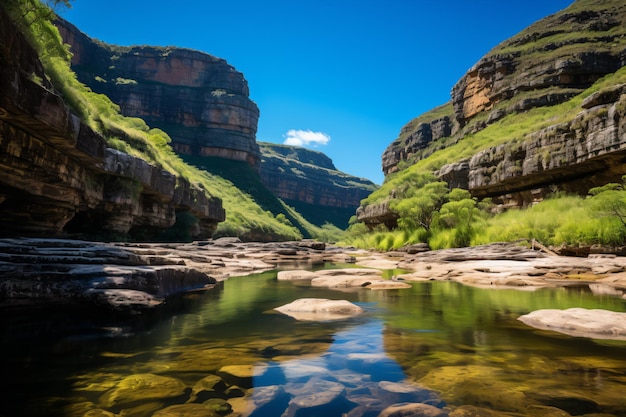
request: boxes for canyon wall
[0,7,224,239]
[360,0,626,227]
[259,142,377,226]
[381,3,626,177]
[259,143,377,208]
[56,19,261,168]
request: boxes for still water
[2,268,626,417]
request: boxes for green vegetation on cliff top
[4,0,330,241]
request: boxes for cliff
[0,5,224,239]
[259,142,378,227]
[56,18,261,168]
[361,0,626,227]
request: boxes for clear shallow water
[2,269,626,416]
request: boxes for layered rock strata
[452,6,626,127]
[259,142,377,211]
[0,7,224,238]
[382,2,626,177]
[440,83,626,207]
[382,112,455,175]
[56,18,261,168]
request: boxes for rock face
[259,142,378,225]
[382,106,456,175]
[0,7,224,238]
[442,83,626,207]
[56,18,261,168]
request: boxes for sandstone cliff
[361,0,626,227]
[0,6,224,239]
[56,18,261,168]
[259,142,377,227]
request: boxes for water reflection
[1,270,626,416]
[251,320,443,417]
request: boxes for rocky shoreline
[3,238,626,313]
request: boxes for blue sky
[59,1,574,185]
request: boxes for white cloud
[283,129,331,147]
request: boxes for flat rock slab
[281,268,413,291]
[274,298,363,321]
[518,308,626,340]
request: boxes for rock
[152,403,220,417]
[382,114,454,175]
[311,274,380,289]
[309,268,396,289]
[248,385,291,417]
[518,308,626,340]
[448,405,509,417]
[189,375,228,402]
[376,381,440,405]
[277,270,318,281]
[377,402,448,417]
[274,298,364,321]
[284,378,355,417]
[367,281,412,290]
[99,373,187,409]
[217,364,268,388]
[202,398,232,415]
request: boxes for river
[2,267,626,416]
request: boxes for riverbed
[2,265,626,417]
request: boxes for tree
[589,178,626,228]
[393,181,449,231]
[432,189,481,247]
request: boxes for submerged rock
[152,403,220,417]
[274,298,364,321]
[518,308,626,340]
[378,402,449,417]
[284,378,355,417]
[99,373,187,409]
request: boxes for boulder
[274,298,364,321]
[188,375,228,403]
[518,308,626,340]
